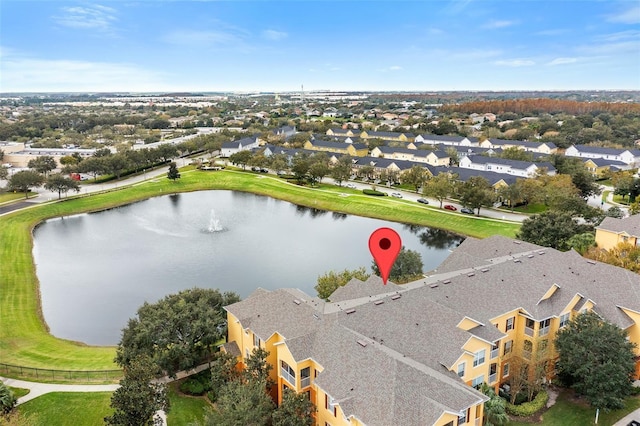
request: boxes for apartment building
[223,235,640,425]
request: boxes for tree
[606,206,624,218]
[243,347,273,389]
[555,311,636,410]
[209,351,240,402]
[272,388,315,426]
[8,170,44,199]
[330,155,353,186]
[564,232,595,255]
[517,211,593,250]
[229,151,253,170]
[268,153,289,175]
[585,242,640,273]
[499,147,533,162]
[78,156,107,180]
[458,176,494,215]
[27,155,57,177]
[498,180,525,212]
[629,201,640,216]
[166,162,180,182]
[0,381,17,415]
[44,173,80,199]
[291,153,311,184]
[205,379,275,426]
[106,154,131,180]
[371,246,423,283]
[307,154,330,185]
[105,355,169,426]
[0,166,8,182]
[423,173,456,208]
[115,288,240,377]
[401,165,428,192]
[480,383,508,426]
[315,267,370,300]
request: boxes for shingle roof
[329,275,402,302]
[598,215,640,237]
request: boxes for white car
[391,192,403,198]
[346,183,357,189]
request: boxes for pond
[33,190,463,345]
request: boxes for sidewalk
[613,408,640,426]
[0,376,119,405]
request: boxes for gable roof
[597,215,640,237]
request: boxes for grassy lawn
[167,383,212,425]
[18,392,113,426]
[9,386,30,399]
[0,192,36,203]
[508,391,640,426]
[511,203,547,214]
[0,168,520,372]
[613,194,631,205]
[603,190,611,203]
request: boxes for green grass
[511,203,547,214]
[18,392,113,426]
[508,392,640,426]
[167,383,212,425]
[603,190,611,203]
[8,386,30,399]
[0,192,36,203]
[613,194,631,205]
[0,169,520,371]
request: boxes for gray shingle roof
[597,215,640,237]
[329,275,402,302]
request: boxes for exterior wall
[595,229,637,251]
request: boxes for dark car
[444,204,457,211]
[417,198,429,204]
[259,168,269,173]
[461,207,474,214]
[627,421,640,426]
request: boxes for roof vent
[538,251,545,255]
[514,259,522,263]
[293,299,301,305]
[345,308,356,314]
[481,268,489,273]
[514,241,521,244]
[313,313,320,320]
[468,272,475,277]
[443,279,451,284]
[586,260,596,265]
[357,340,368,347]
[391,294,401,300]
[430,284,439,288]
[527,254,534,258]
[374,300,384,306]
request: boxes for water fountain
[206,209,224,233]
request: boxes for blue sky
[1,1,639,92]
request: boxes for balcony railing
[489,373,497,384]
[491,348,499,359]
[524,326,534,337]
[539,326,550,336]
[300,376,311,388]
[523,350,532,360]
[281,367,295,387]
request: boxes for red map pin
[369,227,402,285]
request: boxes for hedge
[362,189,387,196]
[506,390,549,417]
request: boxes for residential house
[370,145,450,167]
[223,235,640,426]
[458,156,556,178]
[274,126,297,140]
[303,140,368,157]
[326,128,359,138]
[595,215,640,250]
[360,130,415,142]
[221,136,260,157]
[415,135,479,147]
[565,145,640,166]
[582,158,632,178]
[352,156,430,178]
[479,139,557,155]
[437,167,516,190]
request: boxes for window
[457,362,465,378]
[473,349,486,367]
[253,333,261,348]
[559,312,570,328]
[471,375,484,389]
[281,360,296,386]
[503,363,510,377]
[539,339,548,352]
[301,367,311,388]
[506,316,514,331]
[504,340,513,355]
[326,394,337,416]
[245,349,250,359]
[458,408,468,424]
[525,318,535,329]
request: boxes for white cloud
[262,30,288,41]
[1,54,170,92]
[482,20,516,29]
[607,5,640,24]
[494,59,535,67]
[547,57,577,66]
[162,30,244,48]
[53,5,117,31]
[535,29,568,36]
[595,30,640,42]
[389,65,403,71]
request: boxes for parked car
[391,192,403,198]
[461,208,474,215]
[251,166,261,172]
[444,204,457,211]
[417,198,429,204]
[346,183,357,189]
[259,168,269,173]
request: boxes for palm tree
[481,383,509,426]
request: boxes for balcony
[281,367,295,387]
[524,326,534,337]
[491,348,499,359]
[539,326,550,336]
[489,373,497,384]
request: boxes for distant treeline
[441,99,640,116]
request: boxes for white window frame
[506,316,514,331]
[471,375,484,388]
[559,312,570,328]
[503,363,510,378]
[473,349,486,367]
[457,362,466,378]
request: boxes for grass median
[0,169,519,371]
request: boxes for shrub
[506,390,548,417]
[362,189,387,196]
[0,382,17,414]
[179,369,212,396]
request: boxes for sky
[1,0,639,93]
